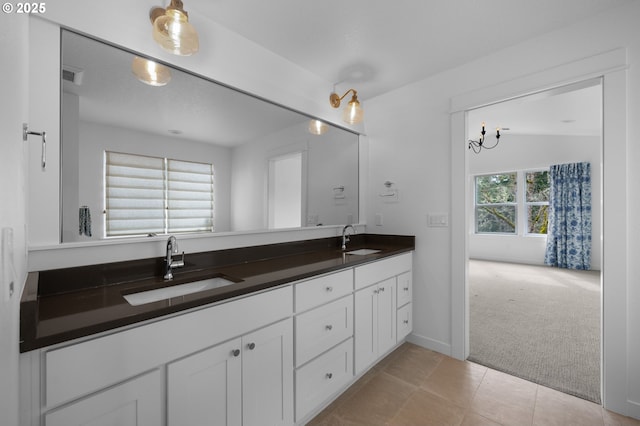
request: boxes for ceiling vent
[62,65,84,85]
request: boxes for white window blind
[167,158,215,233]
[105,152,214,237]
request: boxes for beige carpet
[468,259,601,403]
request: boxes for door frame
[449,48,629,414]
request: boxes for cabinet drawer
[396,271,412,308]
[295,295,353,367]
[295,269,353,313]
[295,338,353,422]
[355,252,412,290]
[397,303,412,341]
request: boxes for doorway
[464,80,602,402]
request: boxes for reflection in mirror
[60,30,359,243]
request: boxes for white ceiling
[467,79,603,139]
[190,0,631,101]
[65,1,624,142]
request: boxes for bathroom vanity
[20,234,414,425]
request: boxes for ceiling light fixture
[308,119,329,135]
[468,122,501,153]
[149,0,199,56]
[131,56,172,86]
[330,89,364,125]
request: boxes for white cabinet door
[354,278,397,375]
[44,370,161,426]
[168,338,242,426]
[377,278,397,356]
[354,284,378,374]
[242,319,294,426]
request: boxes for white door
[242,319,294,426]
[168,338,242,426]
[45,371,161,426]
[268,152,303,229]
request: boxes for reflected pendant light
[150,0,199,56]
[131,57,172,86]
[308,119,329,135]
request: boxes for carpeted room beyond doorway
[468,259,601,403]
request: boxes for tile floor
[307,343,640,426]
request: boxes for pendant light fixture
[330,89,364,125]
[308,119,329,135]
[149,0,199,56]
[131,56,172,86]
[468,122,501,153]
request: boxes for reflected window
[105,151,214,237]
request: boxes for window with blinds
[105,151,214,237]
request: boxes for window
[475,173,517,234]
[105,151,214,237]
[525,170,549,234]
[474,169,549,235]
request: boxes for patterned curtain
[544,162,592,270]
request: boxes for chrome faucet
[341,225,356,250]
[164,236,185,280]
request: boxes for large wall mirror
[60,30,359,243]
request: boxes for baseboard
[406,333,451,356]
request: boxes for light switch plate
[375,213,383,226]
[427,213,449,227]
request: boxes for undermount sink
[123,277,237,306]
[345,248,381,255]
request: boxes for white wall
[0,14,29,426]
[364,2,639,417]
[468,134,602,269]
[231,121,358,231]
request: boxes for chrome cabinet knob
[232,349,240,357]
[247,342,256,350]
[403,320,409,324]
[326,373,333,379]
[325,324,333,331]
[326,286,333,292]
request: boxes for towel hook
[23,123,46,170]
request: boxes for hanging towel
[79,206,92,237]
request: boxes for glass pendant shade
[308,119,328,135]
[131,57,172,86]
[152,8,199,56]
[342,98,364,125]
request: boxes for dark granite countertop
[20,234,414,352]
